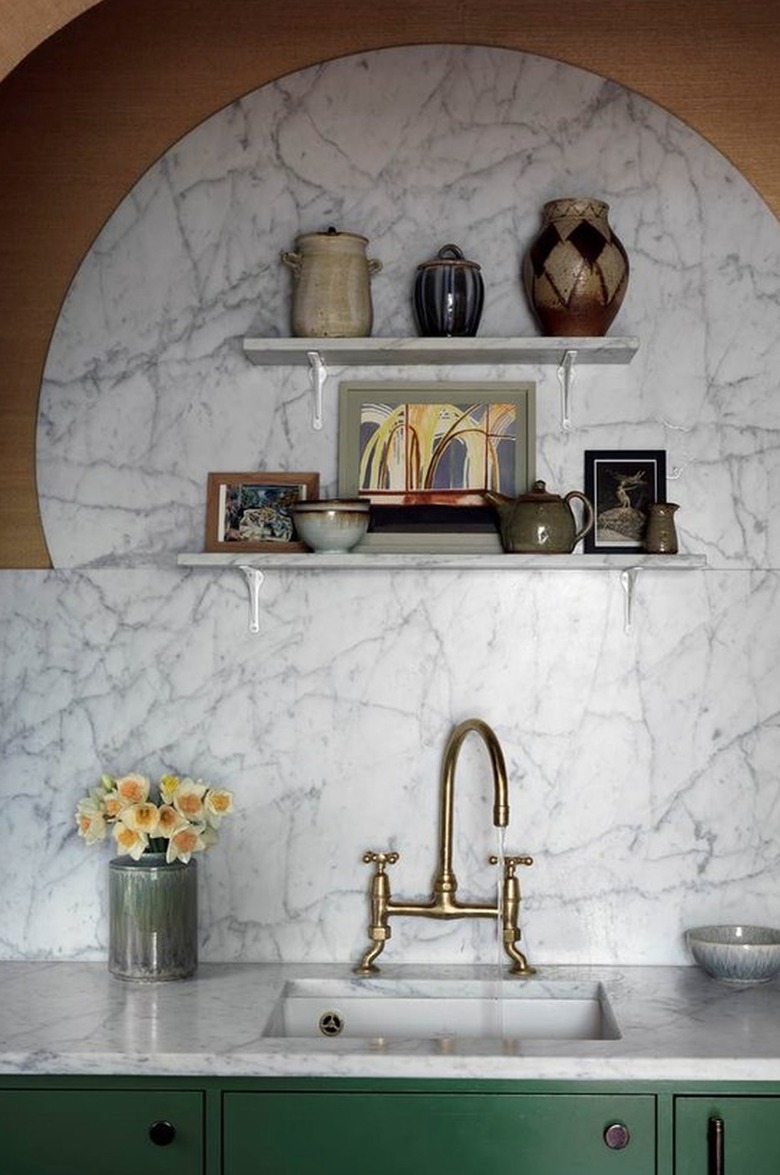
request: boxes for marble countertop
[3,961,780,1082]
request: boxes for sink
[263,978,621,1042]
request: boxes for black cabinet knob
[148,1119,176,1147]
[604,1122,631,1150]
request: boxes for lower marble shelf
[177,551,706,633]
[178,552,706,571]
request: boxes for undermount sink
[263,977,621,1042]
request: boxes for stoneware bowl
[685,924,780,984]
[292,499,370,553]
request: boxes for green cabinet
[0,1088,203,1175]
[675,1095,780,1173]
[6,1076,780,1175]
[224,1091,656,1175]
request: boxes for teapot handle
[565,490,595,546]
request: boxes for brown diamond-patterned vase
[522,197,629,336]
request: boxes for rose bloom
[119,802,160,836]
[204,788,234,828]
[173,778,207,822]
[115,773,150,806]
[166,823,206,864]
[113,822,149,860]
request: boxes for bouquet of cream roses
[76,772,234,864]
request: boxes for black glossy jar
[413,243,484,337]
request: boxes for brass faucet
[354,718,535,976]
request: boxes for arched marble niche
[37,45,780,569]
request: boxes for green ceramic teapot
[485,479,595,554]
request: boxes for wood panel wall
[1,0,777,567]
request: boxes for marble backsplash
[1,566,779,966]
[1,46,779,966]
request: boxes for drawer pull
[603,1122,631,1150]
[708,1116,725,1175]
[149,1120,177,1147]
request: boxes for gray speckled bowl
[292,499,369,553]
[686,925,780,984]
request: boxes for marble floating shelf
[178,551,706,635]
[178,552,701,571]
[242,335,639,366]
[242,335,640,431]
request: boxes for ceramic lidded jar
[281,227,382,338]
[522,197,629,336]
[413,243,485,337]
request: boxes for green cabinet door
[0,1089,203,1175]
[676,1096,780,1173]
[224,1091,656,1175]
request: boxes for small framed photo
[584,450,667,553]
[204,472,319,552]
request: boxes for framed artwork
[583,450,667,553]
[339,381,535,502]
[204,472,319,552]
[337,381,536,553]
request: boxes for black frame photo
[583,450,667,553]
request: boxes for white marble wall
[2,46,779,966]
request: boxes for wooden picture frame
[583,450,667,553]
[204,471,319,552]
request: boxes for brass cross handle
[489,853,534,878]
[362,850,400,873]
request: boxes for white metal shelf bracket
[620,567,640,634]
[239,565,265,633]
[306,350,327,431]
[556,348,577,431]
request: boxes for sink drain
[318,1010,345,1037]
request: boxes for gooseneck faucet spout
[436,718,509,901]
[354,718,535,976]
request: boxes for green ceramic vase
[108,852,197,981]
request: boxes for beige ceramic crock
[281,227,382,338]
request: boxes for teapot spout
[482,490,512,512]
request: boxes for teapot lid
[416,243,481,270]
[517,479,560,502]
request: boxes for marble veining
[1,566,779,967]
[2,961,780,1080]
[0,47,779,971]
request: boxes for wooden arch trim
[0,0,778,567]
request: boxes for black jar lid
[416,243,481,270]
